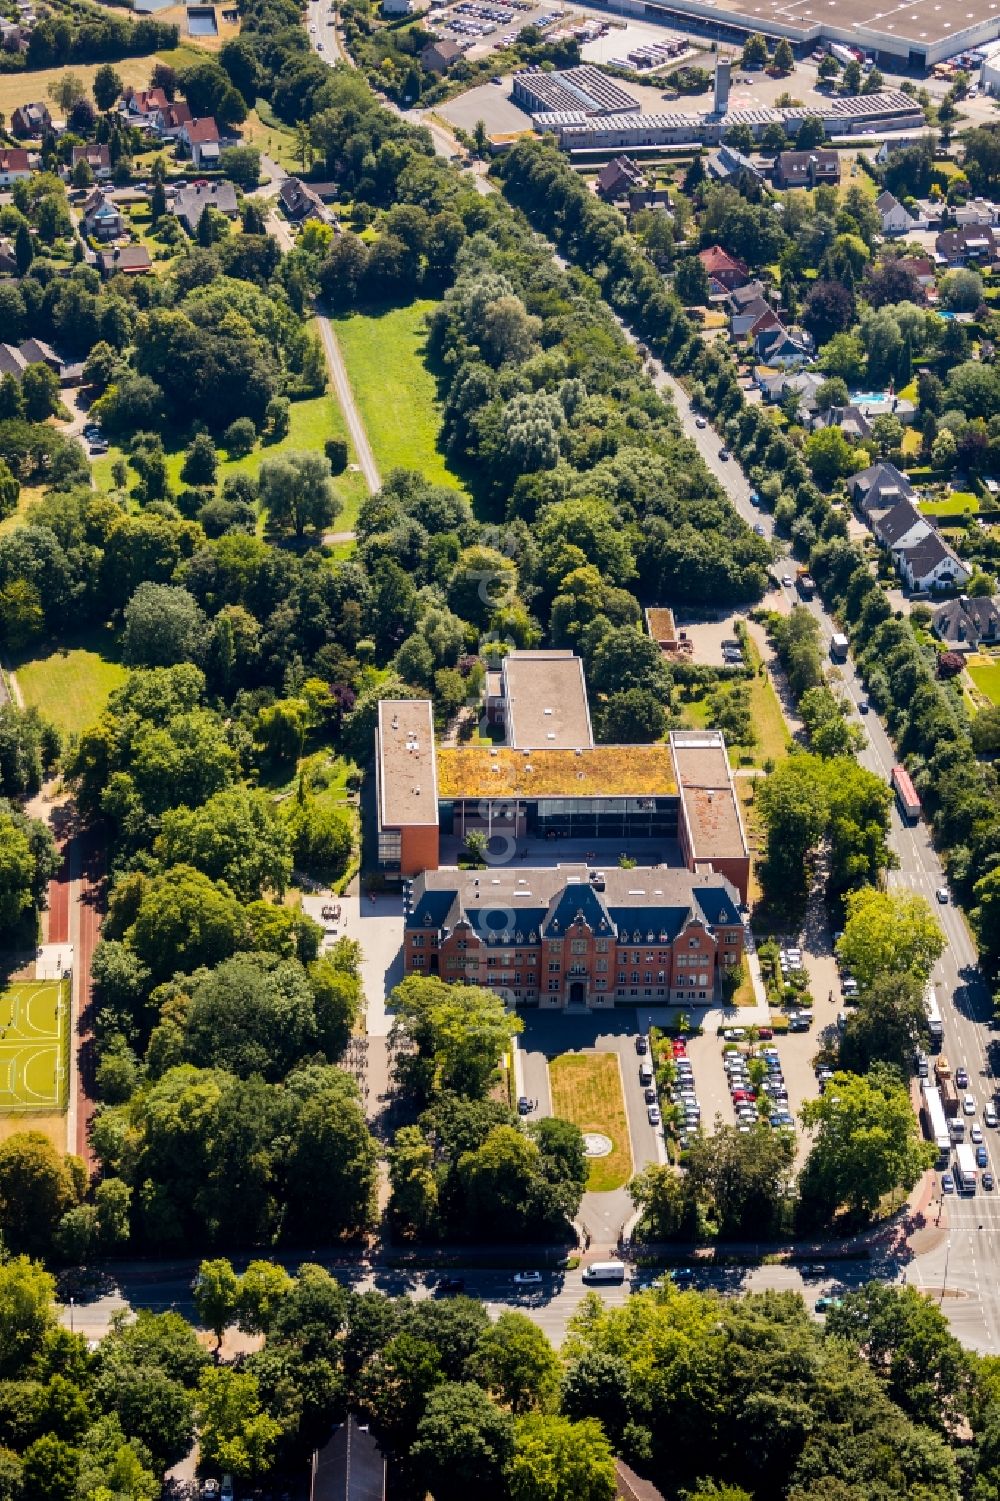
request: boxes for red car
[671,1039,687,1056]
[757,1027,774,1040]
[731,1089,756,1105]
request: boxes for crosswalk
[947,1196,1000,1230]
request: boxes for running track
[75,835,103,1165]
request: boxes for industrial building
[511,65,641,117]
[531,87,924,152]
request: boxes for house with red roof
[0,147,31,187]
[121,87,171,129]
[697,244,751,293]
[179,116,221,168]
[155,100,193,139]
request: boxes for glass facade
[524,796,679,840]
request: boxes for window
[698,991,707,1000]
[570,939,586,955]
[676,955,686,968]
[412,935,425,947]
[412,956,425,968]
[644,973,652,985]
[618,972,627,984]
[699,972,709,987]
[596,939,609,953]
[688,938,698,949]
[548,961,560,973]
[725,933,739,944]
[596,977,606,988]
[596,959,608,972]
[548,979,559,992]
[515,973,521,984]
[548,941,561,953]
[657,970,665,982]
[631,970,640,984]
[458,940,467,951]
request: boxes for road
[315,309,381,494]
[639,340,1000,1349]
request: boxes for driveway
[301,891,404,1038]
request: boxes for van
[639,1063,653,1086]
[582,1261,626,1284]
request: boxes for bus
[924,984,944,1051]
[956,1142,978,1194]
[891,765,921,823]
[922,1081,952,1163]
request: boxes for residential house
[0,339,79,385]
[154,100,193,139]
[311,1415,386,1501]
[876,189,918,235]
[179,116,221,168]
[773,149,841,189]
[896,255,936,299]
[846,460,915,514]
[616,1461,667,1501]
[120,87,170,130]
[173,181,239,233]
[70,143,111,179]
[809,403,873,443]
[756,367,826,411]
[0,19,23,49]
[628,184,671,212]
[932,594,1000,651]
[731,295,777,340]
[278,176,336,226]
[420,38,463,72]
[754,322,813,366]
[936,224,997,264]
[82,188,123,242]
[595,154,644,200]
[0,147,31,187]
[706,142,764,186]
[728,279,768,312]
[955,197,1000,227]
[0,345,27,379]
[0,239,17,276]
[896,530,971,592]
[873,498,932,552]
[698,243,750,293]
[11,102,50,137]
[98,244,152,276]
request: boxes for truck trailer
[956,1142,978,1193]
[922,1081,953,1163]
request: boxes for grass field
[967,654,1000,707]
[17,640,126,740]
[0,483,44,538]
[335,301,468,493]
[0,980,69,1115]
[0,56,158,117]
[92,392,369,539]
[241,101,303,173]
[920,491,979,517]
[548,1051,633,1192]
[673,640,789,770]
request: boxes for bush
[224,417,257,457]
[324,436,349,474]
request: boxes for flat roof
[377,700,439,829]
[502,651,594,750]
[670,730,748,861]
[437,745,677,800]
[639,0,1000,48]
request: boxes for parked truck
[796,569,816,600]
[830,633,849,662]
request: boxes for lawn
[16,639,126,740]
[967,654,1000,708]
[335,301,468,494]
[0,484,44,538]
[672,639,790,770]
[920,491,979,517]
[0,979,69,1115]
[93,392,369,539]
[548,1051,633,1193]
[240,101,303,173]
[0,56,157,117]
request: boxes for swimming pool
[849,391,889,405]
[187,5,218,33]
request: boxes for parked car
[517,1096,531,1115]
[942,1172,955,1194]
[647,1104,661,1126]
[635,1034,648,1055]
[815,1296,842,1314]
[513,1270,542,1287]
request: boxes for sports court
[0,979,69,1112]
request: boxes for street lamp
[939,1238,951,1305]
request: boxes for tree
[0,1133,84,1256]
[411,1381,515,1501]
[220,145,261,190]
[472,1312,561,1414]
[259,450,340,538]
[756,756,829,903]
[21,363,60,423]
[21,1435,78,1501]
[389,975,522,1104]
[837,888,944,990]
[684,1123,795,1238]
[195,1367,280,1480]
[840,971,930,1075]
[843,58,862,92]
[741,32,769,66]
[117,865,247,983]
[93,64,123,112]
[802,280,855,346]
[0,1255,55,1375]
[805,425,861,487]
[224,417,257,457]
[818,53,840,79]
[939,267,984,312]
[14,222,33,277]
[675,254,710,306]
[180,432,217,487]
[596,687,667,743]
[773,36,794,71]
[799,1064,935,1223]
[796,116,826,149]
[156,786,291,901]
[48,68,87,113]
[236,1260,293,1335]
[508,1414,617,1501]
[122,583,207,668]
[193,1258,240,1350]
[388,1125,440,1237]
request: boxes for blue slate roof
[464,904,548,943]
[542,881,612,937]
[693,887,741,928]
[607,904,690,944]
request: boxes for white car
[781,575,793,587]
[513,1270,542,1288]
[972,1124,984,1144]
[648,1104,661,1126]
[964,1094,976,1115]
[695,416,707,428]
[936,887,949,904]
[986,1104,998,1128]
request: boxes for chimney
[714,55,732,115]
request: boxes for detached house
[173,181,238,233]
[420,39,462,72]
[71,143,111,179]
[98,244,152,276]
[933,594,1000,651]
[936,224,997,264]
[154,100,193,139]
[278,176,336,226]
[876,189,919,235]
[754,323,813,367]
[0,147,31,187]
[11,102,50,137]
[896,531,971,593]
[82,188,123,242]
[120,87,169,130]
[846,460,915,515]
[873,498,932,553]
[596,155,644,201]
[809,404,873,443]
[179,116,221,168]
[773,149,840,189]
[698,244,750,293]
